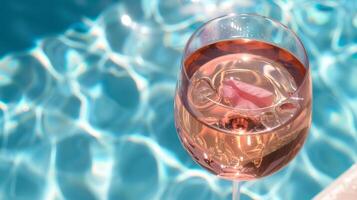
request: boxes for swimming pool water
[0,0,356,199]
[0,0,118,56]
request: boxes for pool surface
[0,0,356,199]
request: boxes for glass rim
[181,13,310,113]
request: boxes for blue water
[0,0,119,56]
[0,0,356,199]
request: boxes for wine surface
[175,39,311,180]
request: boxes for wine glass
[174,13,311,199]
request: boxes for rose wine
[175,39,311,180]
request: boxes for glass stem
[232,181,241,200]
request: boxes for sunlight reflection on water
[0,0,356,199]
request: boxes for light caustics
[0,0,356,200]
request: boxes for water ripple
[0,0,356,199]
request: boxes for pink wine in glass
[175,39,311,180]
